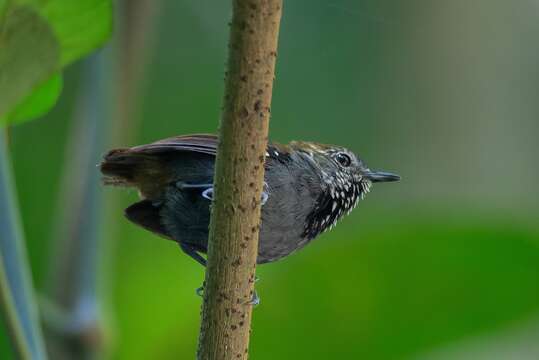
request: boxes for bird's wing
[101,133,286,195]
[101,134,218,197]
[129,134,219,156]
[130,134,290,160]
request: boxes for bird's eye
[335,152,351,167]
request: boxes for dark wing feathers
[101,134,291,198]
[101,134,218,195]
[104,135,219,241]
[125,199,172,240]
[130,134,291,159]
[130,134,218,156]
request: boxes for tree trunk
[197,1,282,359]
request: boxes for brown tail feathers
[100,148,171,198]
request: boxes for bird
[100,134,400,267]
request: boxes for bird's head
[290,141,400,238]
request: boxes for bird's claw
[195,283,260,307]
[249,276,260,305]
[247,291,260,306]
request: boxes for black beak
[364,171,400,183]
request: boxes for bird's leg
[248,291,260,306]
[177,180,264,305]
[179,242,207,296]
[191,261,261,306]
[179,242,207,267]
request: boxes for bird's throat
[302,177,369,239]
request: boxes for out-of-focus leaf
[0,0,112,126]
[0,4,60,120]
[38,0,113,66]
[0,1,6,17]
[0,74,62,126]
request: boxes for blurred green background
[3,0,539,358]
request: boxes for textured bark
[197,1,282,359]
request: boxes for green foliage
[0,74,62,126]
[2,1,539,358]
[107,213,539,360]
[0,0,112,126]
[36,0,113,66]
[0,4,60,124]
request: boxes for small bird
[100,134,399,266]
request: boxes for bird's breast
[256,158,322,262]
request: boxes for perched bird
[100,134,399,266]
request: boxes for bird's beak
[363,170,401,183]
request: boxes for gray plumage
[100,134,399,265]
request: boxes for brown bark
[196,1,283,359]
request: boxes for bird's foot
[246,275,261,305]
[248,276,260,306]
[195,282,260,307]
[247,290,260,306]
[195,281,206,297]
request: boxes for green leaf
[39,0,113,66]
[0,4,60,120]
[0,74,62,126]
[0,0,112,126]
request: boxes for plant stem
[44,1,162,356]
[44,50,110,359]
[112,0,161,145]
[0,129,48,360]
[197,1,282,359]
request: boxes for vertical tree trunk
[197,1,282,359]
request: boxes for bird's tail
[100,148,171,198]
[100,148,139,184]
[124,199,172,240]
